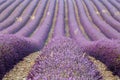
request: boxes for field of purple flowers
[0,0,120,80]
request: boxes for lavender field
[0,0,120,80]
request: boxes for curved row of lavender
[81,0,120,39]
[0,0,120,79]
[52,0,65,37]
[92,0,120,32]
[0,0,31,31]
[69,0,120,77]
[29,0,56,47]
[0,0,39,33]
[71,0,107,41]
[15,0,48,37]
[0,0,23,22]
[116,0,120,3]
[0,0,55,79]
[0,0,14,13]
[109,0,120,11]
[99,0,120,22]
[0,0,6,5]
[27,0,103,79]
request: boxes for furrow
[91,0,120,32]
[83,0,120,39]
[0,0,31,31]
[15,0,48,37]
[0,0,23,22]
[0,0,39,34]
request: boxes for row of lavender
[0,0,120,37]
[0,0,49,78]
[0,0,120,79]
[27,0,103,79]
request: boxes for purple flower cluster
[27,37,103,80]
[68,0,120,77]
[85,39,120,75]
[0,34,39,79]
